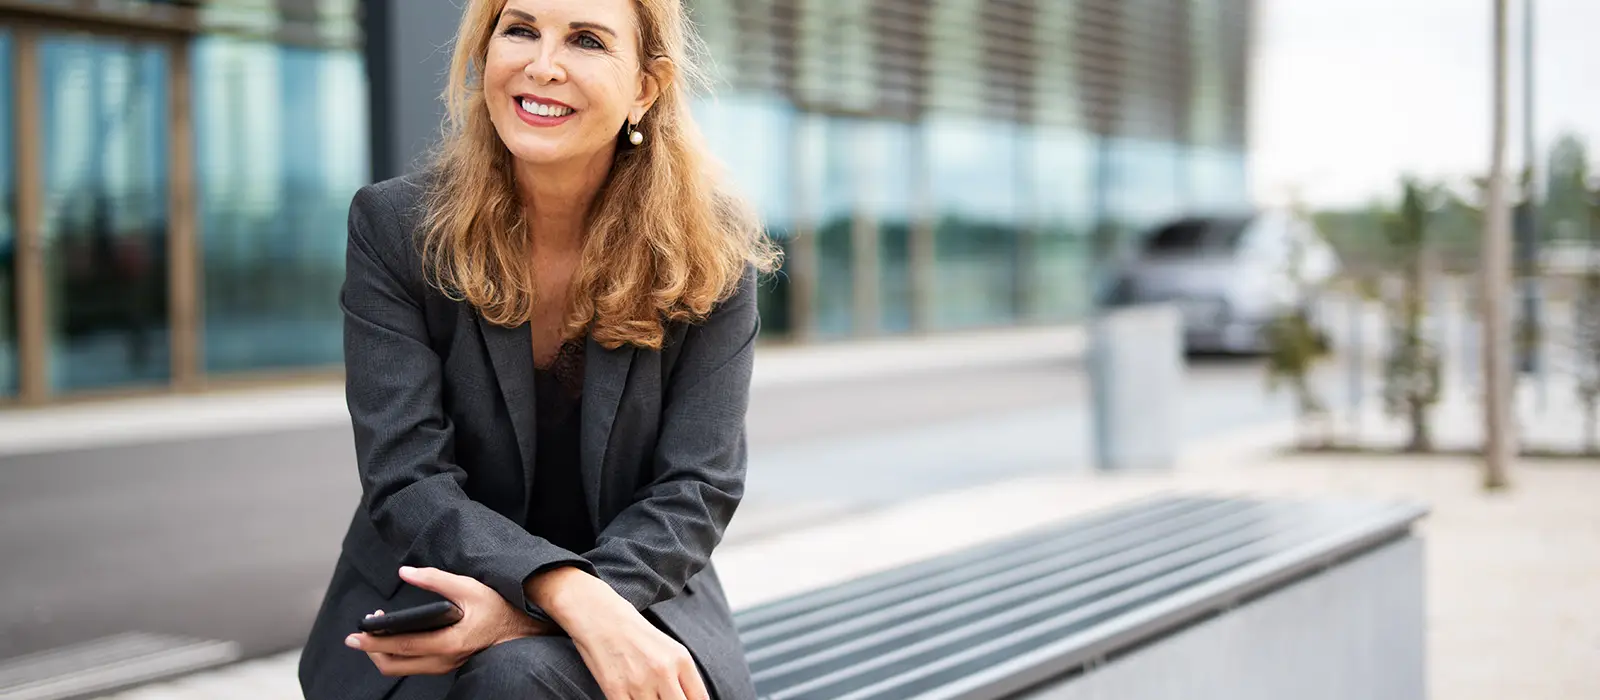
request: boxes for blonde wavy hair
[421,0,781,350]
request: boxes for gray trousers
[443,636,720,700]
[446,637,603,699]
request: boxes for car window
[1142,216,1254,255]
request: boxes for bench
[734,495,1428,700]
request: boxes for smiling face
[482,0,659,168]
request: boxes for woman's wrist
[525,567,608,632]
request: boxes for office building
[0,0,1251,406]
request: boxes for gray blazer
[298,174,759,700]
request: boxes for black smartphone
[357,601,463,637]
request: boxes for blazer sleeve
[340,185,596,615]
[581,268,759,612]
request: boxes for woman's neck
[514,148,615,253]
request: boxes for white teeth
[520,98,572,117]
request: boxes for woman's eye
[575,33,605,50]
[505,25,537,39]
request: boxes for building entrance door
[5,14,195,404]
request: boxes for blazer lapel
[476,315,538,521]
[581,336,634,530]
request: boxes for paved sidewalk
[100,419,1600,699]
[0,325,1081,458]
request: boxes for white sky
[1248,0,1600,208]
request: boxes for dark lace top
[527,337,595,555]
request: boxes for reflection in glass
[804,116,856,338]
[0,33,14,397]
[1028,127,1097,322]
[859,120,915,334]
[927,118,1021,329]
[195,38,369,374]
[692,93,797,339]
[1107,137,1183,242]
[1189,146,1249,211]
[40,36,171,392]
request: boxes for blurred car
[1107,210,1339,354]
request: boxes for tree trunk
[1482,0,1515,489]
[1586,400,1598,455]
[1408,402,1432,452]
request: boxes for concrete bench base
[1015,536,1425,700]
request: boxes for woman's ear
[633,57,675,122]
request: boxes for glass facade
[0,1,367,404]
[194,38,368,374]
[0,33,13,398]
[860,120,917,334]
[1027,126,1098,322]
[802,115,858,338]
[686,0,1254,342]
[39,36,172,392]
[927,117,1024,330]
[0,0,1252,404]
[691,91,798,339]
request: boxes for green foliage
[1381,178,1444,452]
[1265,309,1331,416]
[1311,130,1593,275]
[1544,133,1591,242]
[1577,188,1600,452]
[1311,206,1389,275]
[1263,197,1333,447]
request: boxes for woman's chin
[504,135,601,169]
[507,145,568,167]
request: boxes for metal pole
[1519,0,1545,410]
[1089,132,1116,472]
[1483,0,1517,489]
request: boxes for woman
[297,0,779,698]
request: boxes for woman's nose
[525,49,566,84]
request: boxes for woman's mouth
[516,96,576,127]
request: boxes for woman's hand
[531,567,710,700]
[345,566,554,677]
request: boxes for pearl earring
[627,121,645,146]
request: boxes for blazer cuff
[506,554,598,625]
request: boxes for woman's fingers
[347,628,461,658]
[397,566,480,601]
[659,682,691,700]
[366,651,457,677]
[678,658,711,700]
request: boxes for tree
[1576,188,1600,453]
[1382,179,1444,452]
[1265,196,1334,449]
[1544,133,1591,242]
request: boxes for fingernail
[399,566,416,577]
[344,635,361,649]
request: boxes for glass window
[1107,137,1184,246]
[693,92,797,339]
[194,38,369,374]
[798,115,857,338]
[927,117,1021,329]
[686,0,739,86]
[1031,0,1078,127]
[794,0,875,113]
[1027,126,1097,322]
[40,36,171,393]
[1188,0,1232,149]
[0,33,13,398]
[1141,215,1253,255]
[1187,146,1249,211]
[860,120,916,334]
[925,0,985,113]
